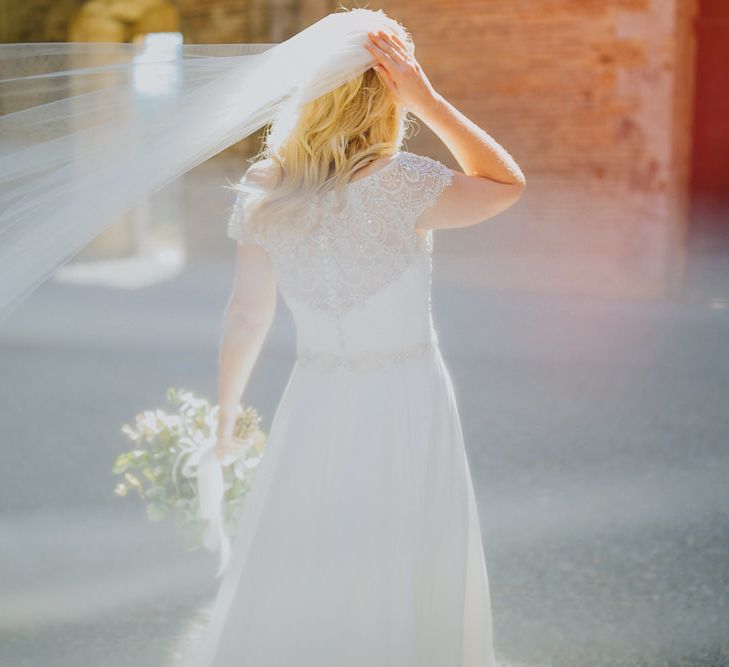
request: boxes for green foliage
[113,388,267,549]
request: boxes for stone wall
[68,0,180,42]
[1,0,81,42]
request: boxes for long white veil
[1,7,413,582]
[0,8,409,325]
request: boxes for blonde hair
[232,21,415,237]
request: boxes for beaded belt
[296,339,435,372]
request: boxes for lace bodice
[226,150,453,370]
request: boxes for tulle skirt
[192,343,496,667]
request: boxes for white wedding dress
[192,150,496,666]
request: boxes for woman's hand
[364,30,440,117]
[214,432,237,462]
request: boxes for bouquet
[112,387,267,550]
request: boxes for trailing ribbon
[195,440,231,578]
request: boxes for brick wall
[377,0,698,297]
[2,0,699,297]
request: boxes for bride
[195,17,525,667]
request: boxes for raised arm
[365,29,526,230]
[215,242,276,460]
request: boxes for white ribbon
[196,442,231,578]
[192,434,258,578]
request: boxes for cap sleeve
[398,152,454,224]
[226,173,266,247]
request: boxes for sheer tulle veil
[0,7,413,575]
[0,8,411,325]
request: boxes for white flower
[121,424,140,441]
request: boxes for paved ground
[0,225,727,666]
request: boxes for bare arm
[412,94,525,186]
[215,241,276,459]
[365,29,526,230]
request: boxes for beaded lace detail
[227,151,453,314]
[297,339,435,372]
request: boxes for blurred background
[0,1,727,666]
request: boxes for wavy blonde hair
[232,40,415,237]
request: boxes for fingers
[364,34,396,69]
[374,64,397,94]
[368,31,405,65]
[379,31,411,61]
[215,435,246,461]
[386,31,411,56]
[365,30,408,96]
[214,440,231,460]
